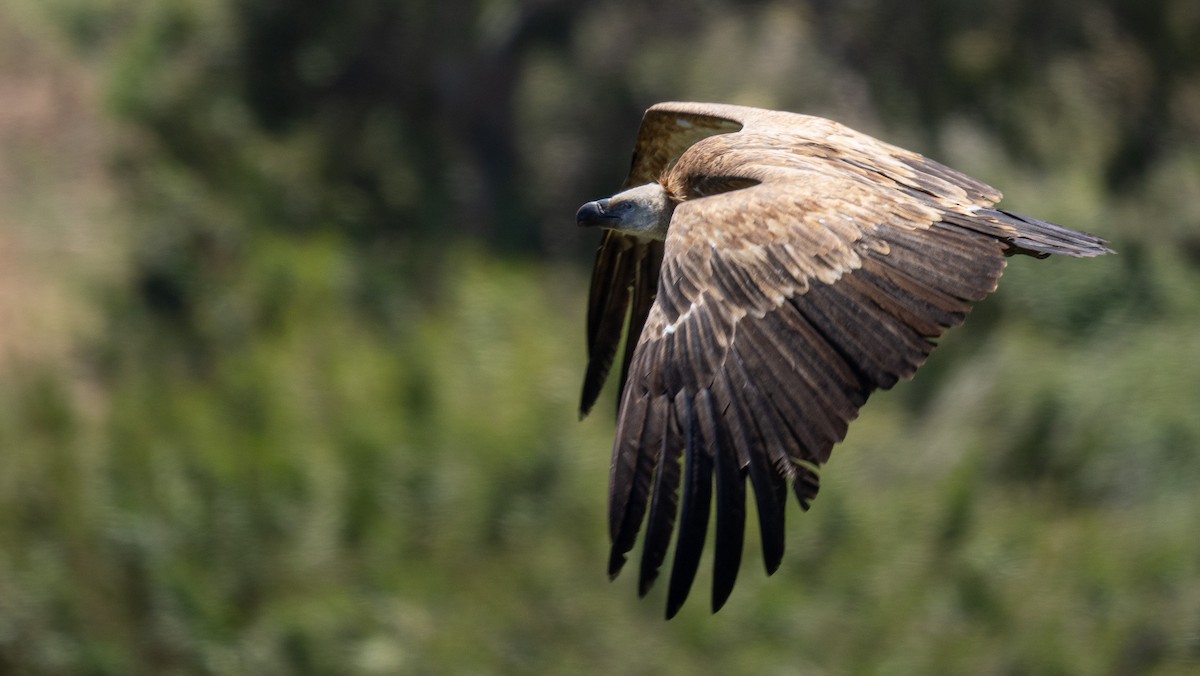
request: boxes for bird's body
[577,102,1111,619]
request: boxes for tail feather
[944,208,1114,258]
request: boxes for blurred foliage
[2,0,1200,673]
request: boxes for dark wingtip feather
[638,576,656,598]
[581,233,642,418]
[664,395,714,619]
[579,330,622,419]
[609,392,667,590]
[667,590,686,619]
[712,357,789,580]
[708,393,745,614]
[637,397,684,599]
[608,548,627,580]
[791,463,821,511]
[757,466,787,576]
[711,582,735,615]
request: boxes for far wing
[580,107,742,417]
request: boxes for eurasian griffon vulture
[577,102,1112,619]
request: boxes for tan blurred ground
[0,8,118,372]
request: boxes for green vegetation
[2,0,1199,673]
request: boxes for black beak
[576,198,619,228]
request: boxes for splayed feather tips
[578,102,1112,619]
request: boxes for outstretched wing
[605,103,1112,619]
[580,108,742,417]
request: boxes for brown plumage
[577,102,1112,619]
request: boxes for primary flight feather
[577,102,1112,619]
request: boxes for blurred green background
[1,0,1198,673]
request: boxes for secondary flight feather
[577,102,1112,619]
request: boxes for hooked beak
[576,198,619,228]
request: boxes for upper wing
[580,107,743,417]
[605,104,1112,619]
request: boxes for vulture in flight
[577,102,1112,619]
